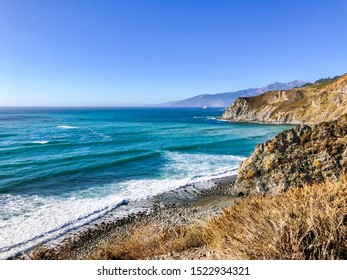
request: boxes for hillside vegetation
[205,180,347,260]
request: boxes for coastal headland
[221,73,347,124]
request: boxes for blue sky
[1,0,347,106]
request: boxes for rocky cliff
[232,114,347,195]
[221,73,347,124]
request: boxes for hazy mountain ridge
[163,80,306,107]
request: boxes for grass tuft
[204,180,347,259]
[88,222,205,260]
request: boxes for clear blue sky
[1,0,347,106]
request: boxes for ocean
[0,107,290,258]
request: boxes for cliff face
[221,74,347,124]
[232,114,347,195]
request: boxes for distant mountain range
[162,80,306,107]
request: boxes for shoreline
[216,116,303,125]
[16,175,238,260]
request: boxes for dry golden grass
[30,222,205,260]
[204,180,347,260]
[30,244,71,260]
[88,222,205,260]
[313,159,322,169]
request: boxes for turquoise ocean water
[0,107,290,258]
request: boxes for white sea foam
[215,118,228,122]
[57,125,78,129]
[0,178,188,259]
[32,140,50,145]
[193,116,217,120]
[0,151,244,259]
[0,193,128,259]
[163,151,243,181]
[193,115,228,122]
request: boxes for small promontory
[221,73,347,124]
[233,114,347,195]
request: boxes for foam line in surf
[57,125,78,129]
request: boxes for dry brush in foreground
[205,180,347,259]
[89,222,205,260]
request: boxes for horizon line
[0,105,225,108]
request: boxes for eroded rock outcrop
[233,114,347,195]
[221,73,347,124]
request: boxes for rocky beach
[17,176,239,260]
